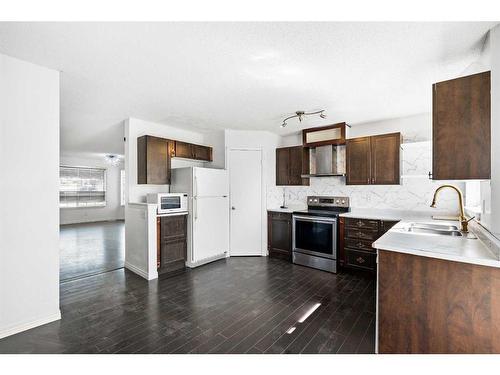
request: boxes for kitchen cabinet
[173,141,213,162]
[345,137,371,185]
[137,135,173,184]
[432,71,491,180]
[158,214,187,275]
[275,146,309,186]
[339,217,398,272]
[267,211,292,260]
[378,249,500,353]
[302,122,346,147]
[346,132,401,185]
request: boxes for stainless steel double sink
[405,222,463,237]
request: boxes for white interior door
[229,149,262,256]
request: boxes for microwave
[147,193,188,215]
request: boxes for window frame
[59,165,107,209]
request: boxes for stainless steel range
[292,196,349,273]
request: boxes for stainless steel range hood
[301,145,346,178]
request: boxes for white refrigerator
[170,167,229,268]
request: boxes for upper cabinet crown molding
[346,132,401,185]
[302,122,346,147]
[432,71,491,180]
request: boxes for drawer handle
[357,221,365,227]
[356,257,366,264]
[357,242,364,248]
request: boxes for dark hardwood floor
[0,257,375,354]
[59,220,125,282]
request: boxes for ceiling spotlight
[281,109,326,128]
[105,154,121,166]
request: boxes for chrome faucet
[430,184,474,233]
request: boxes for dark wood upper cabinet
[173,141,213,162]
[137,135,172,185]
[276,146,309,186]
[346,133,401,185]
[432,71,491,180]
[193,144,212,161]
[302,122,346,147]
[371,133,401,185]
[174,141,193,159]
[276,147,290,185]
[346,137,371,185]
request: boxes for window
[465,180,481,212]
[120,170,126,206]
[60,166,106,208]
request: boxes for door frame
[227,147,264,257]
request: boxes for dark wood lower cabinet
[158,214,187,275]
[267,211,292,260]
[340,217,398,272]
[378,250,500,353]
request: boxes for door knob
[231,206,236,210]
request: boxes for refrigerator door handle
[194,174,198,198]
[194,197,197,220]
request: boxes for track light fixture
[281,110,326,128]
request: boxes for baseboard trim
[125,261,156,280]
[0,310,61,339]
[187,253,227,268]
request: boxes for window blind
[60,166,106,208]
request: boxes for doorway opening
[59,162,125,282]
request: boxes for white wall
[483,24,500,236]
[0,54,60,338]
[280,113,432,146]
[60,153,125,225]
[224,130,280,255]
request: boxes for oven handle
[293,215,337,223]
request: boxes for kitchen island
[373,218,500,353]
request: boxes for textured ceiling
[0,22,495,154]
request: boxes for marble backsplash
[267,141,465,214]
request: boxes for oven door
[292,215,337,259]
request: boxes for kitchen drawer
[345,238,375,252]
[345,249,376,271]
[345,227,379,241]
[268,211,292,220]
[345,217,379,230]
